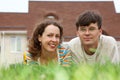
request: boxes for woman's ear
[38,35,42,42]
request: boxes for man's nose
[85,29,90,34]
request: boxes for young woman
[23,20,72,66]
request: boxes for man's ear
[99,28,102,35]
[76,31,79,37]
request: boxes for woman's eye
[47,34,52,37]
[56,35,60,38]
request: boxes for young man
[68,10,119,64]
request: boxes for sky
[29,0,113,1]
[0,0,28,13]
[113,0,120,13]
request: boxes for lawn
[0,62,120,80]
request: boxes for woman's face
[38,24,60,53]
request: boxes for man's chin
[83,42,93,46]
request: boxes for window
[45,13,59,20]
[47,15,56,19]
[10,36,22,53]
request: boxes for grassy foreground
[0,62,120,80]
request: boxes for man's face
[77,23,102,46]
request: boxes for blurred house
[0,0,120,65]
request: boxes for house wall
[0,1,120,41]
[0,32,27,66]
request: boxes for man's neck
[83,45,97,55]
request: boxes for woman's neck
[40,50,58,64]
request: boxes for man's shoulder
[69,37,80,43]
[100,35,117,44]
[67,37,82,52]
[101,35,116,41]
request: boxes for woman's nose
[52,37,57,41]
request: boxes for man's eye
[89,28,96,31]
[80,28,86,31]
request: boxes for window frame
[10,36,22,53]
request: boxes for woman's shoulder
[57,45,72,58]
[57,45,72,66]
[58,45,71,55]
[23,51,31,64]
[23,51,39,65]
[23,51,32,59]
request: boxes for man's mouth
[84,38,91,41]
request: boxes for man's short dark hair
[76,10,102,30]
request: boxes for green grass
[0,62,120,80]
